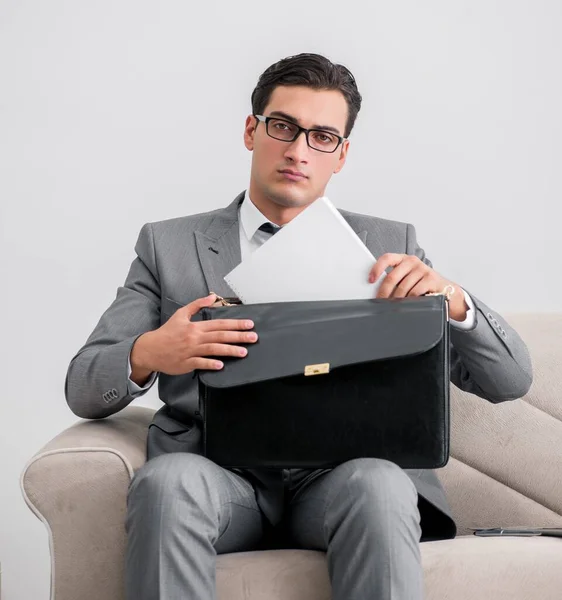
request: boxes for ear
[333,139,350,174]
[244,115,257,151]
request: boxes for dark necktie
[258,222,281,236]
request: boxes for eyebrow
[267,111,342,136]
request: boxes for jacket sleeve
[406,223,533,402]
[65,223,162,419]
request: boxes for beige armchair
[22,314,562,600]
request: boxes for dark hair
[251,53,362,139]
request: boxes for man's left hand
[368,253,469,321]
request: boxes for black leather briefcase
[197,295,450,470]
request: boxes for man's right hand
[129,293,257,385]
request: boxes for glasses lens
[268,118,299,141]
[309,130,339,152]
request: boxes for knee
[333,458,418,512]
[128,453,217,503]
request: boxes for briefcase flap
[198,296,447,389]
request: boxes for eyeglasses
[253,114,346,153]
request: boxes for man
[65,53,533,600]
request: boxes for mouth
[278,169,308,182]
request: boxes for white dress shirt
[127,191,475,395]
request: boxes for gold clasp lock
[304,363,330,376]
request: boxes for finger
[197,342,250,358]
[390,268,426,298]
[187,357,224,371]
[407,278,434,298]
[376,259,416,298]
[183,294,218,319]
[369,253,404,284]
[200,330,258,344]
[197,318,255,332]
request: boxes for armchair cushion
[216,537,562,600]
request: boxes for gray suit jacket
[65,191,533,540]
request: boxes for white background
[1,1,560,598]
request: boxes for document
[224,197,386,304]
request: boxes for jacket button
[102,389,119,403]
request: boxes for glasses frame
[253,114,346,154]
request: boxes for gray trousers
[125,453,423,599]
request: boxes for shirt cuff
[450,288,476,330]
[127,352,157,396]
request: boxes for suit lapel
[340,214,370,254]
[194,191,244,298]
[341,211,386,259]
[355,229,368,246]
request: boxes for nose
[283,129,310,164]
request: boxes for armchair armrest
[21,406,155,600]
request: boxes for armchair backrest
[438,314,562,534]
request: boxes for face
[243,85,350,223]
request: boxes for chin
[267,184,314,208]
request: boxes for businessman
[66,53,533,600]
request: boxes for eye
[312,131,336,144]
[271,119,296,132]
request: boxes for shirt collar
[239,189,277,241]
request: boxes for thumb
[183,293,217,319]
